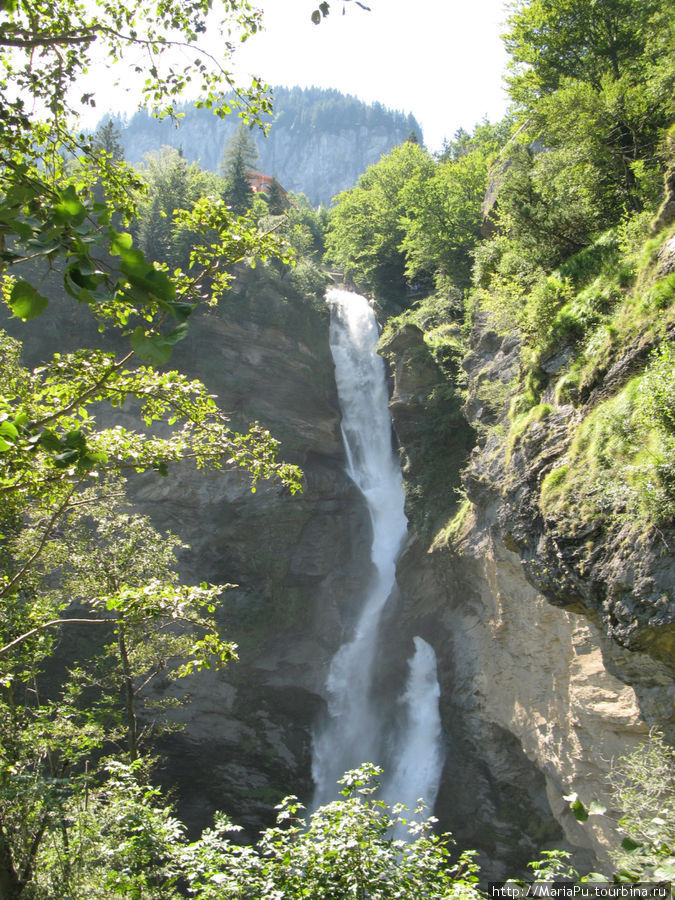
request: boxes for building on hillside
[247,173,287,196]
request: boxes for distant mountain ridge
[115,86,423,206]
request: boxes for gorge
[1,0,673,892]
[113,260,671,878]
[2,203,672,884]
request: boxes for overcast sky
[85,0,511,154]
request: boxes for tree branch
[0,29,96,50]
[0,485,79,600]
[0,617,115,656]
[30,349,135,430]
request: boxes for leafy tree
[134,148,223,270]
[439,118,512,163]
[0,3,301,896]
[401,148,490,289]
[265,177,288,216]
[325,141,431,298]
[42,764,481,899]
[325,125,500,297]
[504,0,674,214]
[92,118,126,163]
[607,732,675,880]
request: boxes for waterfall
[383,636,445,815]
[311,287,443,817]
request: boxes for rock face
[130,271,377,834]
[6,257,671,872]
[118,89,422,206]
[153,281,671,869]
[380,305,674,872]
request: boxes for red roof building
[247,173,287,196]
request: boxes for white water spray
[383,636,445,815]
[311,288,443,816]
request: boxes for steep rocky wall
[382,302,674,872]
[120,97,421,207]
[1,268,374,835]
[7,260,671,870]
[134,272,378,833]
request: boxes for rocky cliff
[117,88,422,206]
[379,285,674,871]
[147,267,672,875]
[6,251,671,876]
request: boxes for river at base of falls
[311,288,444,817]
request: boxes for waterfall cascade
[382,636,444,814]
[311,288,444,814]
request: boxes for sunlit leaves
[7,280,49,319]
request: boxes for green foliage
[401,149,490,289]
[492,142,608,270]
[562,733,675,883]
[379,296,474,537]
[431,496,475,551]
[439,118,513,163]
[220,123,259,215]
[504,0,672,216]
[36,763,482,899]
[607,733,675,881]
[540,350,675,528]
[0,4,306,896]
[325,141,432,299]
[134,148,213,270]
[325,119,506,300]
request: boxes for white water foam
[383,636,445,815]
[311,288,443,818]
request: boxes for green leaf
[130,327,174,366]
[311,9,321,24]
[64,430,87,450]
[38,431,64,451]
[570,798,588,822]
[109,231,134,255]
[119,250,176,303]
[166,301,194,323]
[54,185,87,225]
[620,837,643,852]
[164,323,189,345]
[8,281,49,319]
[66,263,104,291]
[0,421,19,440]
[53,448,80,468]
[0,436,12,452]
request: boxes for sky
[85,0,512,154]
[232,0,512,152]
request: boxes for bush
[607,733,675,881]
[539,357,675,528]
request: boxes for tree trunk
[118,626,138,761]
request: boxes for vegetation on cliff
[119,87,422,207]
[328,0,674,603]
[0,1,306,895]
[0,0,673,893]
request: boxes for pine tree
[93,117,125,161]
[220,123,259,214]
[266,177,288,214]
